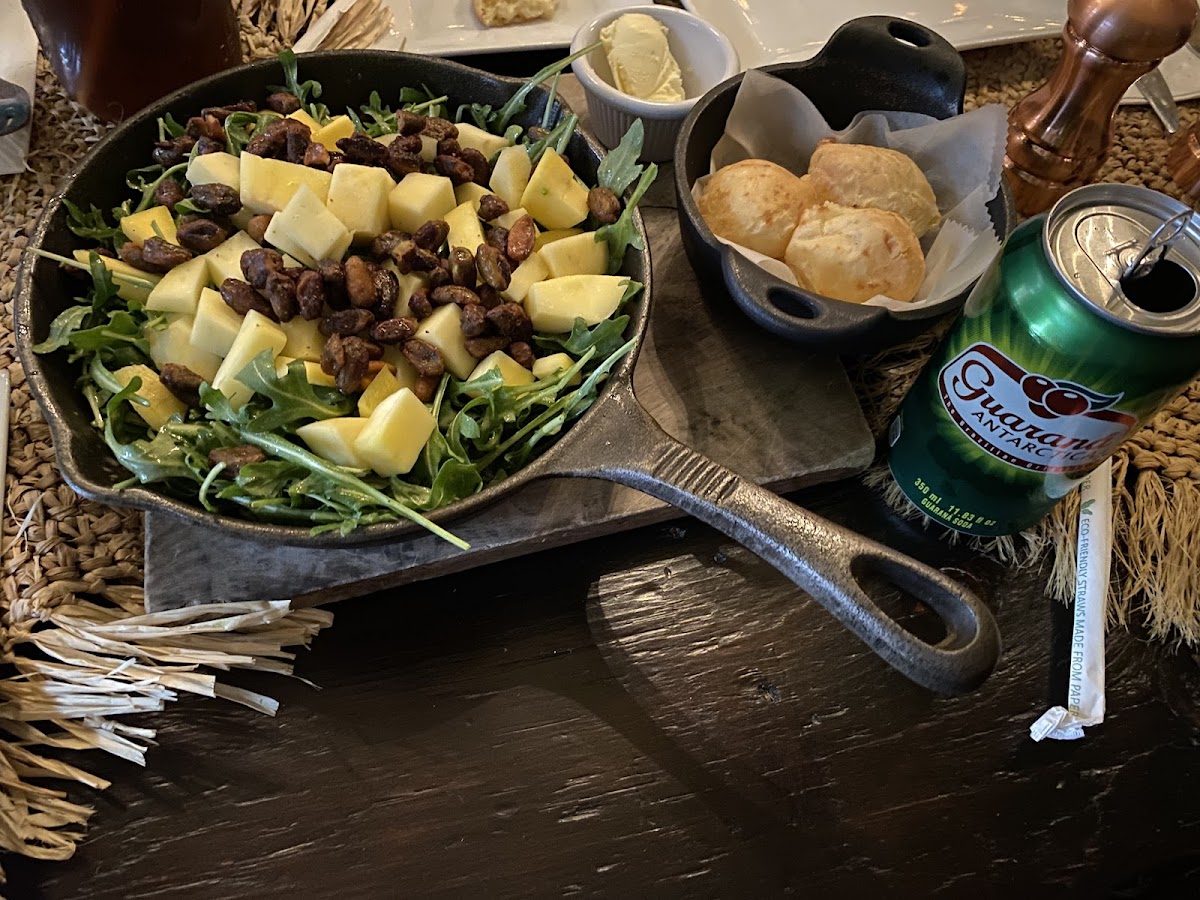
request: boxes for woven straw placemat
[0,19,1198,878]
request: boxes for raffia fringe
[0,596,332,879]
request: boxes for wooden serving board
[144,197,875,612]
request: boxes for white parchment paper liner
[690,69,1008,310]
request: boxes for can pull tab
[1120,209,1193,282]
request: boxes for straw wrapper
[691,69,1008,310]
[1030,458,1113,742]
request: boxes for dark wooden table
[9,49,1200,900]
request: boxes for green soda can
[888,183,1200,536]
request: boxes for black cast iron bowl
[16,50,1000,694]
[674,16,1015,352]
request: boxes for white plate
[369,0,643,56]
[679,0,1200,107]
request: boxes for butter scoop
[599,13,686,103]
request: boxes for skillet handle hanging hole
[768,288,819,321]
[887,19,933,49]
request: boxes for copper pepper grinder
[1005,0,1197,216]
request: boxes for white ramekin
[570,5,739,162]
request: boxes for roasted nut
[475,244,511,291]
[220,278,276,318]
[190,182,242,216]
[465,335,511,359]
[506,215,536,262]
[421,117,458,140]
[195,136,225,156]
[414,219,449,251]
[153,178,186,209]
[459,147,490,185]
[436,137,461,157]
[413,374,441,402]
[408,287,433,319]
[318,257,349,309]
[320,308,375,337]
[476,284,502,309]
[296,269,327,320]
[337,132,390,168]
[527,125,550,142]
[303,141,331,169]
[344,256,379,309]
[428,264,453,290]
[208,445,267,476]
[392,133,423,154]
[370,317,418,344]
[244,117,303,158]
[508,341,535,370]
[286,128,311,165]
[486,302,533,341]
[177,216,232,253]
[460,303,488,338]
[401,339,445,377]
[262,270,298,321]
[240,247,285,289]
[434,154,475,185]
[371,230,411,260]
[321,332,346,376]
[336,337,372,395]
[326,151,345,173]
[152,136,195,167]
[485,225,509,254]
[159,363,205,407]
[448,247,477,289]
[431,285,480,307]
[397,110,427,135]
[245,214,273,244]
[202,100,255,119]
[477,194,509,222]
[186,114,226,142]
[394,242,440,273]
[385,147,423,180]
[265,91,301,114]
[588,186,622,225]
[372,266,400,320]
[117,241,152,272]
[141,237,193,271]
[357,337,384,361]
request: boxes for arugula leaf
[158,113,186,141]
[596,163,657,273]
[456,102,493,130]
[596,118,645,196]
[127,161,188,212]
[526,113,577,166]
[32,306,90,354]
[235,354,353,432]
[62,200,124,248]
[103,382,199,484]
[532,314,633,361]
[66,309,150,360]
[493,43,598,133]
[272,48,329,124]
[357,90,398,137]
[401,85,448,120]
[225,110,282,155]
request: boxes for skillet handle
[546,393,1001,695]
[719,246,888,346]
[811,16,966,119]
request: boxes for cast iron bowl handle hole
[768,286,820,321]
[887,19,933,49]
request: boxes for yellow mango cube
[467,351,534,396]
[381,346,420,391]
[490,145,532,210]
[414,304,475,379]
[538,231,607,278]
[146,314,223,383]
[312,115,356,151]
[203,231,261,288]
[264,184,353,268]
[389,173,457,234]
[210,309,288,407]
[524,275,627,333]
[190,287,244,357]
[239,153,333,215]
[187,151,240,192]
[454,181,492,213]
[280,316,326,362]
[326,162,395,243]
[296,417,370,468]
[455,122,510,160]
[532,352,581,386]
[519,149,589,230]
[501,251,548,304]
[146,254,208,315]
[275,357,337,388]
[286,108,321,132]
[114,364,188,430]
[357,367,401,417]
[353,388,436,477]
[120,206,178,247]
[72,250,160,305]
[533,228,583,252]
[444,200,486,255]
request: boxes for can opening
[1119,258,1197,314]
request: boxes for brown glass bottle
[22,0,243,122]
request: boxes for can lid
[1043,183,1200,336]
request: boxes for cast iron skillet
[15,51,1000,694]
[675,16,1015,352]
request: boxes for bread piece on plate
[807,142,940,238]
[697,160,827,259]
[473,0,558,27]
[784,202,925,304]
